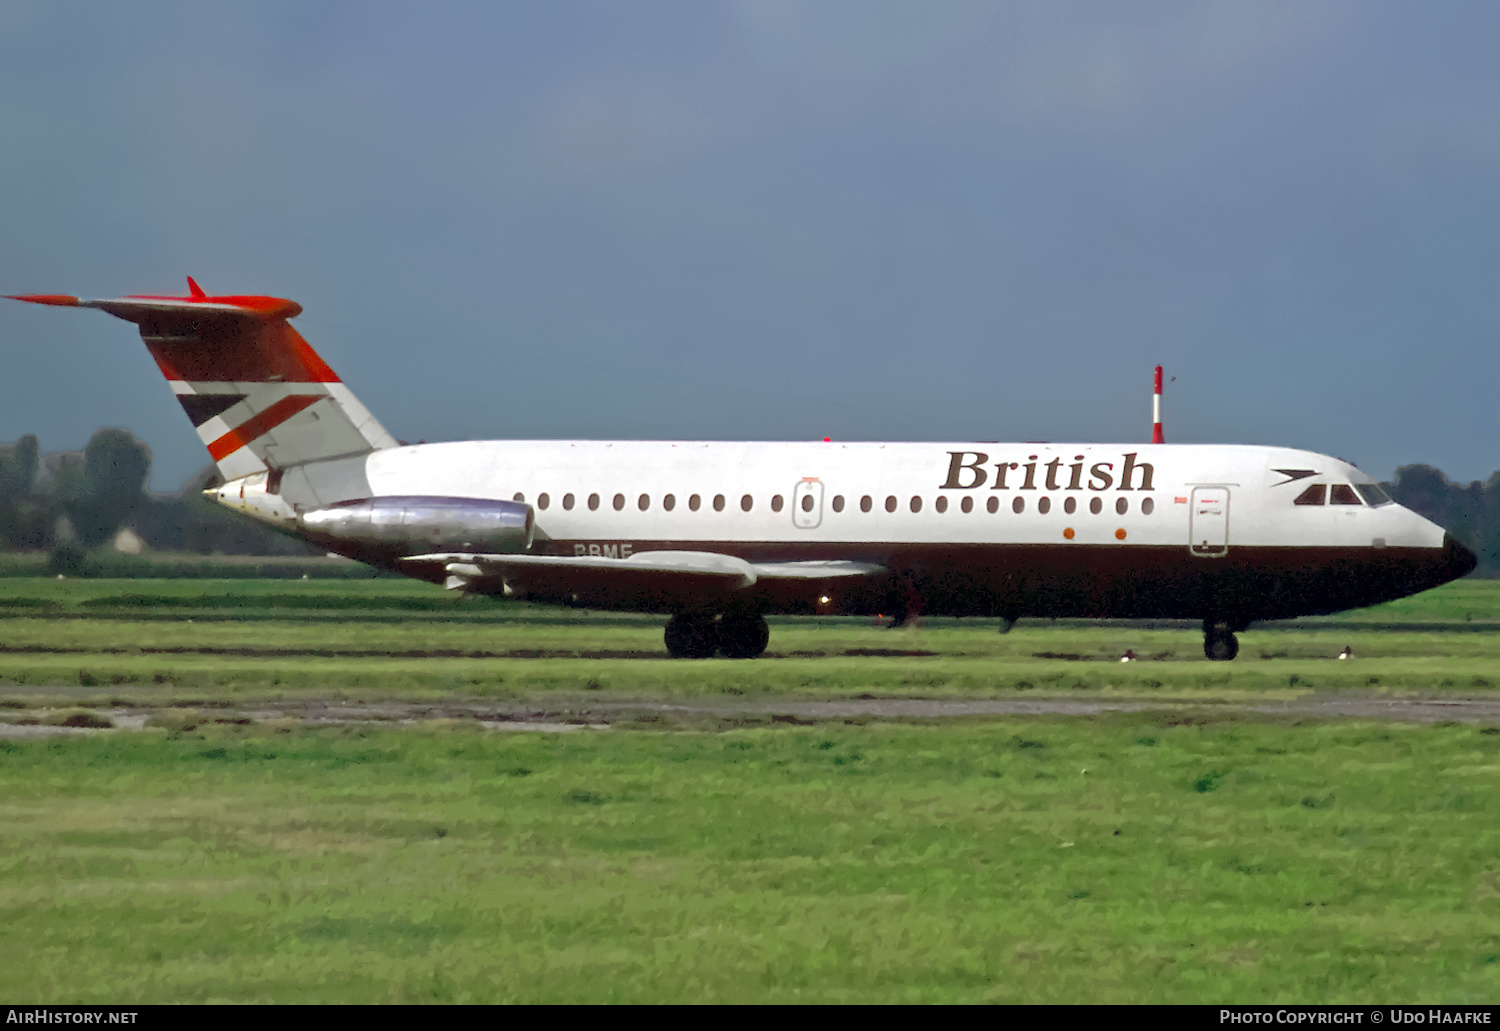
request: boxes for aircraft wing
[401,550,883,605]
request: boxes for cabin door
[1189,486,1230,557]
[792,478,824,529]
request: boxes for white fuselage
[351,440,1442,552]
[217,437,1468,625]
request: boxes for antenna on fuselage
[1151,365,1165,444]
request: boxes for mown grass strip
[0,718,1496,1003]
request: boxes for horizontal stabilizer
[8,291,302,322]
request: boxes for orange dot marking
[1063,527,1075,540]
[1115,528,1127,540]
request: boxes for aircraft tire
[1203,621,1239,661]
[665,613,719,659]
[719,612,770,659]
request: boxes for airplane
[6,281,1477,661]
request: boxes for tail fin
[8,280,397,482]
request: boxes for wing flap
[403,550,883,603]
[752,560,885,579]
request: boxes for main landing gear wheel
[719,612,770,659]
[664,613,719,659]
[1203,620,1239,662]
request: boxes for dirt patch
[55,712,114,728]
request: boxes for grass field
[2,717,1497,1003]
[1,578,1498,1003]
[0,578,1498,705]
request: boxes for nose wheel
[1203,620,1239,661]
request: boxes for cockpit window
[1329,484,1361,505]
[1294,484,1326,506]
[1354,483,1392,506]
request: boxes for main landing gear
[664,611,770,659]
[1203,619,1240,661]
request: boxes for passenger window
[961,496,973,513]
[1329,484,1361,506]
[713,494,725,512]
[638,493,650,511]
[801,494,815,512]
[885,496,897,513]
[588,493,600,511]
[987,497,999,514]
[537,493,550,510]
[910,496,922,513]
[860,495,873,513]
[771,495,784,512]
[741,494,753,512]
[832,495,845,513]
[1012,497,1024,514]
[1063,497,1076,515]
[563,493,575,511]
[1038,497,1051,514]
[1089,497,1102,515]
[663,494,676,511]
[688,494,701,511]
[1115,497,1128,515]
[613,493,625,511]
[513,493,525,503]
[1294,484,1326,506]
[1141,497,1154,515]
[935,496,948,513]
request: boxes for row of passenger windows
[514,491,1157,516]
[1294,483,1391,507]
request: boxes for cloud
[984,2,1354,124]
[529,78,716,176]
[734,0,986,81]
[729,1,1354,131]
[1362,97,1500,188]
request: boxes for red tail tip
[186,276,206,299]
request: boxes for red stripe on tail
[146,322,340,383]
[207,394,323,461]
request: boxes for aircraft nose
[1441,534,1478,582]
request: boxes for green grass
[0,578,1498,704]
[3,579,1498,1002]
[1,718,1497,1003]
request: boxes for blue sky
[3,1,1499,490]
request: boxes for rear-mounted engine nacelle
[300,496,534,554]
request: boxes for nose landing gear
[1203,619,1240,661]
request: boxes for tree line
[1,431,1498,575]
[0,430,317,567]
